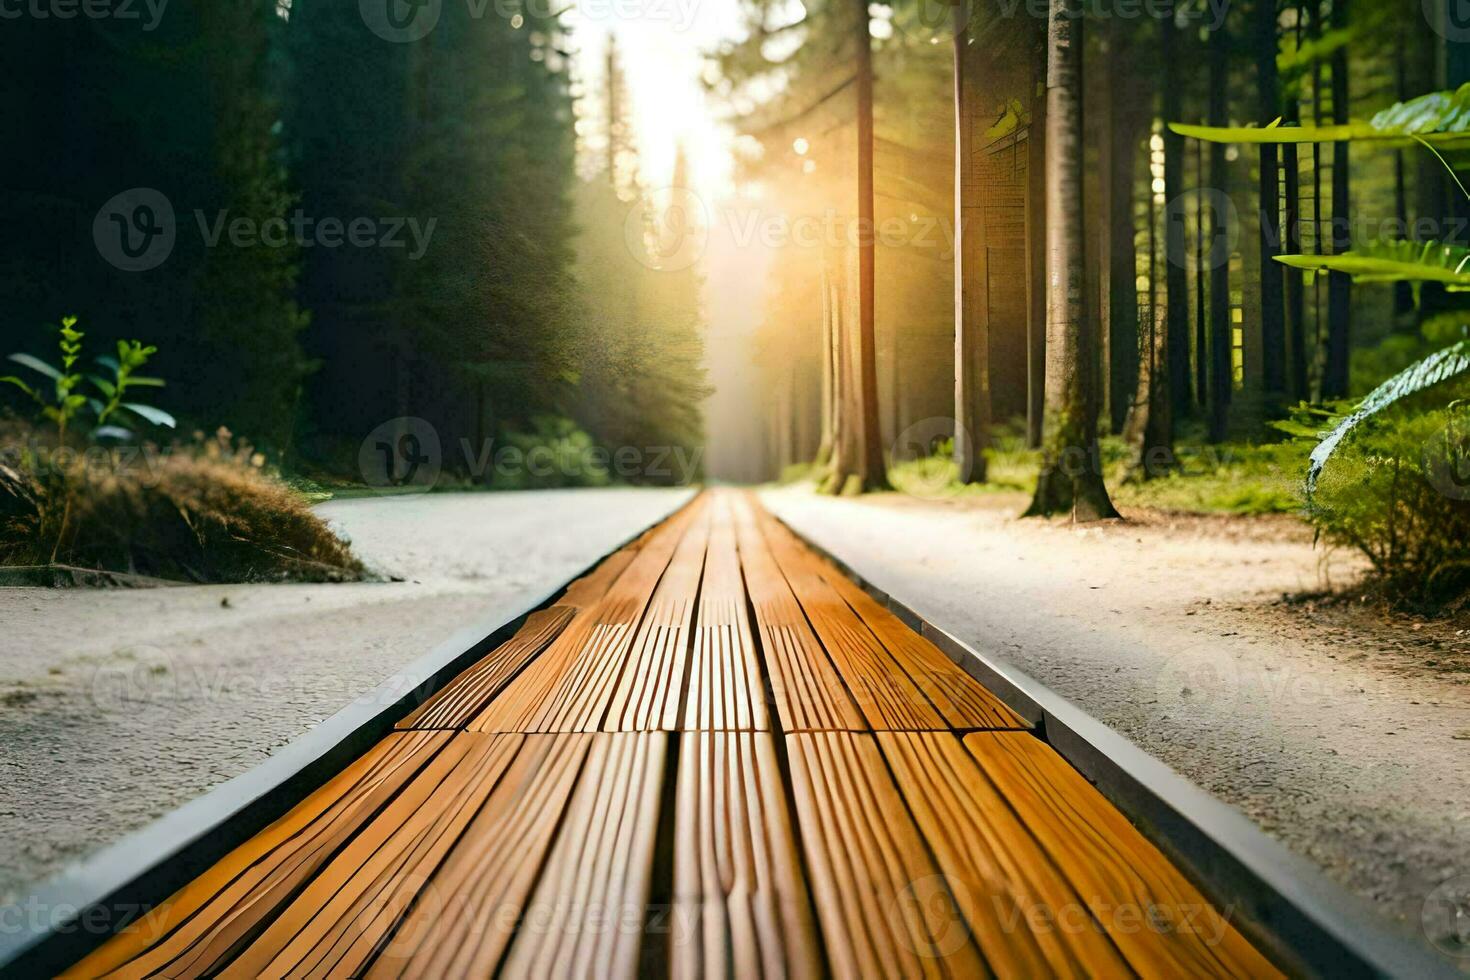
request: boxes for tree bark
[1104,24,1138,435]
[824,0,888,493]
[1025,27,1048,450]
[1161,13,1192,416]
[953,7,989,483]
[1256,0,1287,400]
[1323,0,1351,399]
[1208,19,1234,442]
[1024,0,1119,521]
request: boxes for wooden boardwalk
[65,490,1282,979]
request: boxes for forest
[0,1,707,490]
[711,0,1470,610]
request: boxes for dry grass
[0,425,364,583]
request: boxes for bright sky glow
[564,3,747,199]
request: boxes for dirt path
[761,486,1470,959]
[0,488,691,904]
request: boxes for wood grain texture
[396,606,577,730]
[367,734,594,978]
[963,732,1285,978]
[673,732,819,979]
[500,733,668,980]
[877,731,1129,977]
[816,566,1027,731]
[761,518,948,731]
[733,495,865,732]
[473,498,703,733]
[785,732,987,979]
[682,497,769,731]
[218,733,524,979]
[603,504,710,731]
[759,508,1023,731]
[61,730,451,980]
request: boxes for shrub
[1301,388,1470,610]
[0,424,365,583]
[488,416,612,491]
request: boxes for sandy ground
[0,487,690,905]
[761,486,1470,960]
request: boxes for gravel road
[0,487,690,904]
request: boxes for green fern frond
[1306,339,1470,496]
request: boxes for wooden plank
[366,734,594,978]
[472,498,703,733]
[877,731,1128,976]
[758,513,950,731]
[682,494,768,731]
[784,732,987,978]
[673,731,819,978]
[218,733,524,978]
[396,606,577,730]
[602,504,710,731]
[813,562,1027,730]
[60,731,452,980]
[963,732,1285,978]
[500,733,668,980]
[733,495,865,732]
[559,549,638,611]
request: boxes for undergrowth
[0,421,365,583]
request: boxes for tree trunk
[1323,0,1351,399]
[1256,0,1287,401]
[1282,3,1307,400]
[1161,13,1192,416]
[1025,28,1048,449]
[953,6,989,483]
[824,0,888,493]
[1104,24,1138,435]
[1208,20,1234,442]
[814,260,834,469]
[1024,0,1119,521]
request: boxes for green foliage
[1276,240,1470,298]
[1169,83,1470,148]
[4,318,175,443]
[1299,340,1470,495]
[1299,393,1470,609]
[0,2,312,452]
[0,426,364,583]
[487,417,611,491]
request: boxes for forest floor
[0,487,692,905]
[761,484,1470,957]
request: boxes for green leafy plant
[2,316,89,443]
[1169,83,1470,149]
[2,317,175,443]
[1291,340,1470,495]
[1275,240,1470,301]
